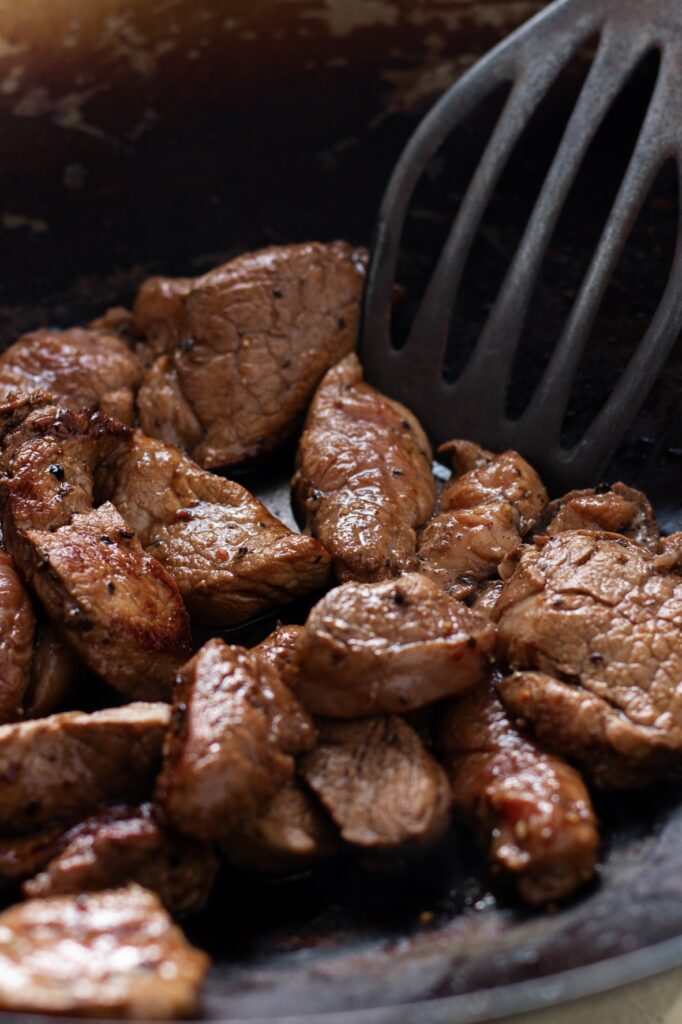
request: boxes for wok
[0,2,681,1020]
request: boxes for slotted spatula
[360,0,682,494]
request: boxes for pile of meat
[0,239,678,1018]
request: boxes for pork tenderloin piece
[0,703,169,834]
[26,503,191,701]
[156,639,315,839]
[417,440,547,597]
[108,431,331,626]
[293,354,436,582]
[535,481,660,548]
[300,716,451,851]
[440,682,598,905]
[286,573,495,717]
[24,619,83,718]
[0,395,190,699]
[221,779,337,875]
[0,885,209,1018]
[0,550,34,723]
[494,530,682,787]
[253,623,304,678]
[134,241,367,468]
[0,327,143,426]
[22,804,217,916]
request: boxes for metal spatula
[360,0,682,493]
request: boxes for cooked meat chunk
[300,716,451,851]
[0,828,65,887]
[293,354,436,582]
[0,394,130,558]
[221,779,336,875]
[108,431,331,626]
[156,639,315,838]
[0,551,34,723]
[134,241,367,468]
[0,397,191,698]
[24,620,83,718]
[536,482,659,548]
[253,623,304,678]
[472,579,505,620]
[27,504,191,700]
[439,682,598,905]
[0,703,169,834]
[0,885,209,1018]
[494,530,682,787]
[132,276,194,356]
[418,441,547,596]
[136,356,202,452]
[0,328,142,418]
[287,573,495,717]
[89,306,136,345]
[657,532,682,572]
[22,804,217,916]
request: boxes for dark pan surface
[0,2,680,1019]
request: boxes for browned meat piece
[0,828,65,887]
[536,481,660,548]
[439,682,598,905]
[293,354,436,582]
[89,306,136,345]
[418,441,547,596]
[0,394,130,559]
[253,624,304,678]
[98,387,136,426]
[108,431,331,626]
[132,276,194,356]
[0,550,34,723]
[0,328,142,418]
[0,397,191,698]
[300,716,451,851]
[0,885,209,1018]
[0,703,169,834]
[656,532,682,572]
[22,804,217,916]
[136,356,202,451]
[221,779,336,875]
[287,573,495,717]
[133,241,367,468]
[472,579,505,619]
[27,504,191,700]
[494,530,682,787]
[156,639,315,839]
[24,620,83,718]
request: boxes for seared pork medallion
[535,481,660,548]
[134,241,367,468]
[286,573,495,717]
[27,504,191,701]
[300,716,451,851]
[0,704,169,834]
[23,620,83,718]
[0,885,209,1018]
[293,354,436,582]
[0,395,191,698]
[0,328,143,425]
[418,440,547,597]
[156,639,315,838]
[221,779,337,875]
[440,682,598,905]
[22,804,217,915]
[108,431,331,626]
[495,530,682,787]
[254,623,305,677]
[0,551,34,723]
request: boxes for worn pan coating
[0,1,680,1020]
